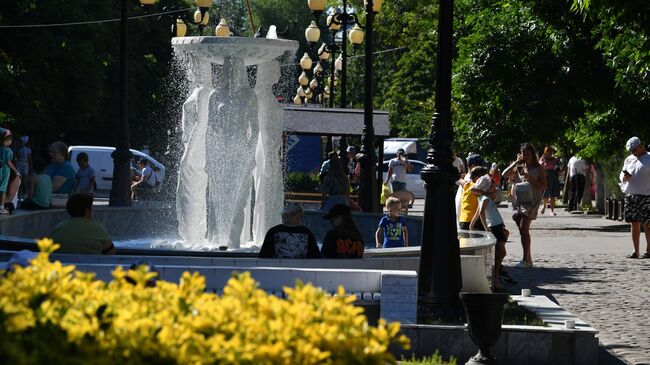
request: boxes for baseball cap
[474,175,493,192]
[467,154,486,167]
[346,146,357,154]
[0,250,38,272]
[626,137,642,152]
[323,204,351,220]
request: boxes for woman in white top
[620,137,650,259]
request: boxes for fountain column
[252,60,284,244]
[177,57,211,243]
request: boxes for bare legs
[515,214,533,265]
[541,197,557,215]
[630,222,650,256]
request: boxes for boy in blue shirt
[375,197,409,248]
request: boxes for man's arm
[385,166,393,184]
[101,240,116,255]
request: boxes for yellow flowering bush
[0,239,409,365]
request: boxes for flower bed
[0,239,409,364]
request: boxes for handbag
[513,182,534,205]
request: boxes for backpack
[513,182,534,205]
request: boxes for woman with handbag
[502,143,547,268]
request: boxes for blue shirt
[45,161,76,194]
[75,166,96,193]
[478,195,503,227]
[379,215,407,248]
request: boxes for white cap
[474,175,493,192]
[626,136,642,152]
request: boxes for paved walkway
[410,199,649,364]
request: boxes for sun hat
[323,204,351,220]
[0,250,38,271]
[474,175,493,192]
[626,137,642,152]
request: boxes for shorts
[489,223,508,242]
[624,194,650,224]
[391,181,406,192]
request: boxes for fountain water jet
[172,36,298,249]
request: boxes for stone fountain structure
[172,35,298,249]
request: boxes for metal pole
[110,0,133,207]
[417,0,462,322]
[329,31,336,109]
[357,1,378,213]
[338,0,348,157]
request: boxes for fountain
[172,32,298,250]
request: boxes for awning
[282,106,390,137]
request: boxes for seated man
[259,203,321,259]
[52,193,116,255]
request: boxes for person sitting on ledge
[321,204,364,259]
[52,193,115,255]
[259,203,321,259]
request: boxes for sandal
[642,252,650,259]
[628,252,640,259]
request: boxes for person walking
[539,146,561,215]
[385,148,411,192]
[619,137,650,259]
[567,154,588,211]
[503,143,547,268]
[321,154,351,212]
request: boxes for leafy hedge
[0,239,409,364]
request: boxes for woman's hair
[335,213,363,242]
[49,141,69,161]
[520,143,540,167]
[324,155,350,194]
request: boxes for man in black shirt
[259,204,321,258]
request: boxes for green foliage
[502,299,547,327]
[401,352,457,365]
[284,172,320,192]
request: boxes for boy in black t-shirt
[259,204,321,259]
[321,204,364,259]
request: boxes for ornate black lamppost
[356,0,382,213]
[416,0,463,321]
[110,0,212,207]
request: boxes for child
[73,152,96,195]
[0,133,20,214]
[20,157,52,210]
[375,197,409,248]
[470,175,510,290]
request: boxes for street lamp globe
[300,53,313,70]
[305,21,321,43]
[139,0,157,4]
[174,18,187,37]
[335,54,344,71]
[293,94,302,105]
[196,0,212,8]
[194,9,210,25]
[307,0,326,11]
[309,78,318,90]
[314,62,324,75]
[299,71,309,86]
[297,86,306,98]
[364,0,383,13]
[215,19,230,37]
[327,14,341,31]
[318,43,330,60]
[349,24,365,45]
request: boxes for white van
[68,146,166,198]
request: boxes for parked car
[68,146,166,198]
[382,159,426,198]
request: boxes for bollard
[613,200,620,221]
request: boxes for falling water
[172,36,298,250]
